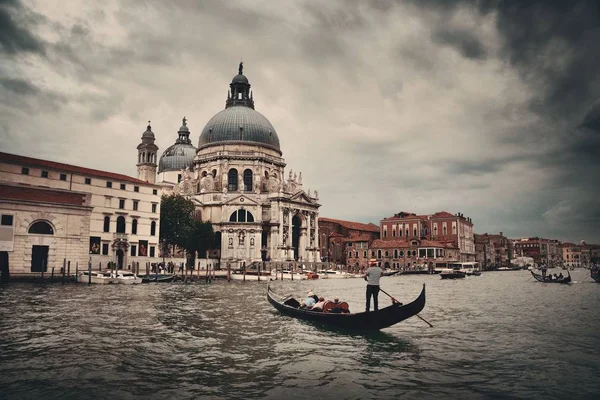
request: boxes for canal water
[0,270,598,400]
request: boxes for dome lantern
[226,61,254,109]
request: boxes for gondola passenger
[312,297,326,311]
[558,273,564,280]
[300,291,317,309]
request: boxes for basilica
[146,63,321,264]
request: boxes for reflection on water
[1,270,599,399]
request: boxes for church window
[116,216,126,233]
[106,181,112,188]
[85,178,91,185]
[150,221,156,236]
[28,221,53,235]
[392,229,396,237]
[153,189,158,195]
[60,174,67,181]
[134,186,139,192]
[133,201,138,211]
[41,170,48,178]
[131,219,138,235]
[178,174,182,183]
[21,167,29,175]
[229,209,254,223]
[243,169,253,191]
[103,216,110,232]
[150,246,155,257]
[1,215,13,226]
[119,199,125,209]
[152,204,157,213]
[120,183,126,190]
[228,169,238,191]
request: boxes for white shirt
[365,266,383,285]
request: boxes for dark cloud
[432,27,487,60]
[0,77,39,95]
[0,0,45,55]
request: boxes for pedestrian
[364,259,383,312]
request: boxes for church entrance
[116,249,124,269]
[31,245,49,272]
[292,215,301,261]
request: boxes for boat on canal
[138,274,176,283]
[440,268,466,279]
[591,268,600,283]
[77,271,115,284]
[530,270,571,284]
[267,283,426,330]
[113,270,143,284]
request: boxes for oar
[380,287,433,328]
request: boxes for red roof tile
[0,152,159,186]
[341,235,373,243]
[0,183,89,206]
[319,217,379,233]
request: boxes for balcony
[113,232,128,240]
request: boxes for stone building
[380,211,476,261]
[513,237,561,266]
[162,63,320,264]
[368,238,459,271]
[474,232,511,268]
[0,149,162,274]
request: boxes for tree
[185,219,214,259]
[159,194,195,252]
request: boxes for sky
[1,0,600,243]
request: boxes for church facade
[158,63,321,264]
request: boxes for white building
[0,147,162,275]
[159,63,321,264]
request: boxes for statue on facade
[288,170,293,181]
[239,61,243,75]
[314,190,319,200]
[239,230,245,245]
[298,172,302,185]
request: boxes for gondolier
[364,259,384,312]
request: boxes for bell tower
[136,121,159,183]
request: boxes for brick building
[379,211,475,261]
[513,237,561,266]
[318,217,379,264]
[368,238,459,272]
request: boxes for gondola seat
[283,298,301,308]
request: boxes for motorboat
[457,262,482,276]
[113,270,143,284]
[77,270,115,284]
[440,269,466,279]
[270,270,307,280]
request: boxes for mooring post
[205,262,210,283]
[88,258,92,285]
[75,262,78,282]
[67,261,71,283]
[242,261,246,282]
[62,258,66,284]
[227,262,231,282]
[258,262,261,282]
[99,262,101,271]
[51,267,55,283]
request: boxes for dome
[232,74,248,84]
[158,143,196,173]
[141,124,155,140]
[198,106,281,152]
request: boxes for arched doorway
[116,249,124,269]
[292,215,301,261]
[28,220,53,272]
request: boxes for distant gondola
[267,283,426,330]
[530,270,571,284]
[591,269,600,283]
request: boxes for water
[0,270,598,400]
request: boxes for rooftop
[319,217,380,233]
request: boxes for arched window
[377,249,382,258]
[103,216,110,232]
[28,221,53,235]
[412,250,417,256]
[413,228,417,236]
[434,225,438,236]
[400,250,404,257]
[212,169,217,178]
[394,249,398,258]
[229,209,254,223]
[243,169,253,191]
[371,251,375,257]
[228,169,238,191]
[443,226,447,235]
[116,216,126,233]
[131,219,138,235]
[202,171,207,177]
[384,251,389,257]
[150,221,156,236]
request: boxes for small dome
[198,106,280,152]
[232,74,249,84]
[158,143,196,173]
[142,124,155,139]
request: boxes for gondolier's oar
[380,288,433,328]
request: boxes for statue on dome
[288,170,293,181]
[239,61,243,75]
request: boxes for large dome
[158,118,197,173]
[198,106,281,152]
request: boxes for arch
[116,216,126,233]
[400,250,404,257]
[28,220,54,235]
[202,171,207,177]
[292,215,301,260]
[103,216,110,232]
[150,221,156,236]
[384,250,389,257]
[214,231,222,251]
[243,169,253,191]
[229,209,254,223]
[228,169,238,191]
[131,219,138,235]
[212,169,217,178]
[412,250,417,256]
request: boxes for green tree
[159,194,195,251]
[185,219,214,259]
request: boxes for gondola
[267,283,426,330]
[530,270,571,284]
[591,269,600,283]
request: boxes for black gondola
[591,269,600,283]
[530,270,571,284]
[267,283,426,330]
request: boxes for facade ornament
[307,189,311,197]
[239,61,243,75]
[288,170,293,181]
[314,190,319,200]
[238,230,245,245]
[293,172,297,182]
[298,172,302,184]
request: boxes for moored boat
[77,271,115,284]
[139,274,176,283]
[113,271,143,284]
[530,270,571,284]
[591,268,600,283]
[440,269,466,279]
[267,283,426,330]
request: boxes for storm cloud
[1,0,599,243]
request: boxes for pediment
[290,191,314,205]
[224,194,260,206]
